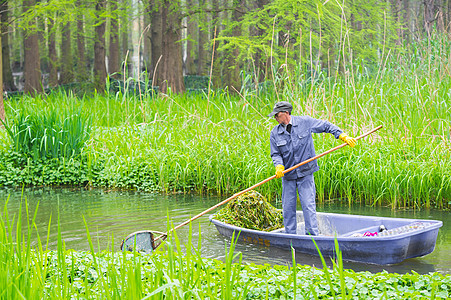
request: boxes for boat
[209,211,443,265]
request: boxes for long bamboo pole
[154,125,383,243]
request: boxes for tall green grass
[1,103,91,160]
[1,37,450,208]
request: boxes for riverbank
[1,50,451,209]
[0,82,449,209]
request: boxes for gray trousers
[281,174,319,235]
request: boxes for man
[268,101,356,235]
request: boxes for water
[1,187,450,275]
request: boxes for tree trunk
[424,0,436,37]
[143,6,152,72]
[1,0,17,91]
[36,2,46,74]
[391,0,404,46]
[448,0,451,33]
[410,0,422,39]
[252,0,269,82]
[159,0,185,94]
[0,18,4,125]
[185,0,197,75]
[59,22,73,84]
[76,0,87,82]
[121,0,129,76]
[94,0,107,91]
[48,16,58,87]
[130,0,140,78]
[210,0,221,89]
[437,0,445,32]
[223,0,244,93]
[197,0,207,76]
[403,0,410,43]
[108,0,120,77]
[150,0,162,83]
[23,0,43,94]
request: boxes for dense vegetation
[1,204,450,299]
[1,0,449,95]
[1,39,450,209]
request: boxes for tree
[251,0,269,82]
[222,0,245,92]
[94,0,107,90]
[197,0,207,76]
[158,0,185,93]
[210,0,222,88]
[424,0,436,37]
[143,7,152,72]
[48,15,58,87]
[23,0,43,94]
[76,0,88,81]
[108,0,120,77]
[1,0,17,91]
[437,0,446,32]
[6,0,446,97]
[150,0,162,82]
[185,0,197,75]
[129,0,140,78]
[0,18,4,125]
[121,0,130,76]
[391,0,405,46]
[448,0,451,32]
[59,22,74,84]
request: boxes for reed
[2,101,91,160]
[1,37,450,208]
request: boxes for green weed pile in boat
[215,190,283,231]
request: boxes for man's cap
[267,101,293,117]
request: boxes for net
[120,230,165,254]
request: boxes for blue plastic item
[209,211,443,265]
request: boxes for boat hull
[209,211,442,265]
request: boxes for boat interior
[270,211,436,237]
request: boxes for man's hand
[339,133,357,147]
[275,164,285,178]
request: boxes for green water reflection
[1,188,449,275]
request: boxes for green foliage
[184,75,209,90]
[218,0,395,78]
[15,0,130,31]
[2,106,91,160]
[0,41,450,209]
[0,150,96,187]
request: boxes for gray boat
[210,211,442,265]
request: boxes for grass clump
[1,106,91,160]
[215,190,283,231]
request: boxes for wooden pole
[154,125,383,242]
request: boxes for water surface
[1,188,449,275]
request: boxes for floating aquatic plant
[215,190,284,231]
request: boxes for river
[1,187,449,275]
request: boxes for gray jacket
[270,115,343,180]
